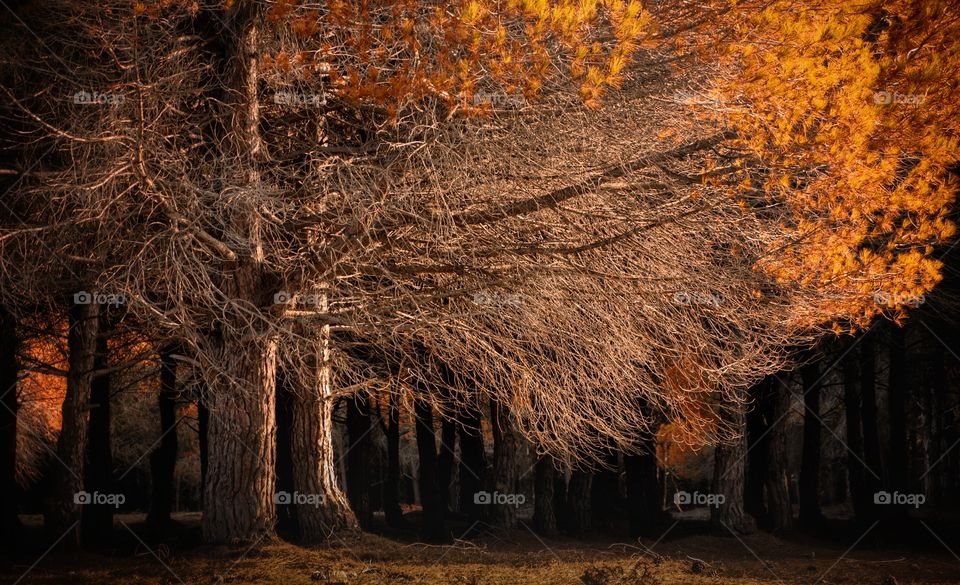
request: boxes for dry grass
[4,517,960,585]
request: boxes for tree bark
[288,330,358,541]
[0,305,21,552]
[532,454,557,536]
[798,358,823,531]
[414,396,445,541]
[199,0,279,545]
[489,399,519,529]
[148,345,180,538]
[81,317,113,547]
[46,300,99,547]
[345,390,373,528]
[202,335,278,543]
[711,400,755,534]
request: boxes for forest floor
[3,512,960,585]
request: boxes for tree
[798,357,823,531]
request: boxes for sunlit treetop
[132,0,655,117]
[694,0,959,330]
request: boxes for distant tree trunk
[888,324,909,519]
[0,305,21,551]
[148,345,180,538]
[566,470,592,535]
[554,471,569,533]
[436,417,457,514]
[763,376,793,532]
[489,399,519,529]
[711,400,755,534]
[590,448,619,533]
[198,396,209,505]
[288,344,358,542]
[346,391,372,528]
[457,401,486,523]
[47,299,99,548]
[842,339,869,521]
[744,379,769,523]
[859,331,884,518]
[82,317,113,548]
[274,371,295,536]
[625,443,661,537]
[383,390,405,528]
[532,454,557,535]
[414,395,445,541]
[799,359,823,531]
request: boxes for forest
[0,0,958,583]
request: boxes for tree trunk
[711,400,755,534]
[148,345,180,538]
[625,444,661,537]
[887,323,909,519]
[590,448,619,533]
[202,334,278,543]
[798,358,823,531]
[436,417,457,514]
[859,331,884,518]
[346,391,372,528]
[489,399,519,529]
[842,339,869,521]
[744,379,769,524]
[82,318,113,547]
[414,396,445,541]
[762,376,793,532]
[532,454,557,536]
[383,390,405,528]
[46,300,99,547]
[274,372,295,536]
[288,328,358,542]
[198,396,209,506]
[199,0,280,545]
[566,470,592,535]
[457,402,486,523]
[0,305,21,552]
